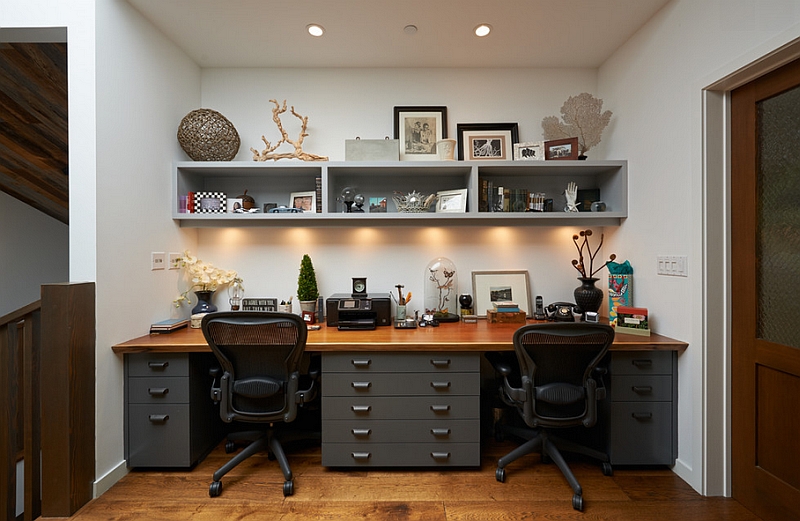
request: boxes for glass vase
[192,290,218,314]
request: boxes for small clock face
[352,277,367,296]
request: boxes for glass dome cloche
[424,257,460,322]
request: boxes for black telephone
[545,301,583,322]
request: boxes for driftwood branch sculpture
[250,99,329,162]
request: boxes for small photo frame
[544,137,579,160]
[514,141,545,161]
[290,191,316,213]
[227,198,243,213]
[394,106,447,161]
[194,191,226,213]
[457,123,519,161]
[369,196,387,213]
[436,189,468,213]
[471,270,532,318]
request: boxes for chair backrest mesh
[513,323,614,422]
[202,311,307,419]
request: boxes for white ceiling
[125,0,670,69]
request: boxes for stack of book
[149,318,189,334]
[492,301,520,312]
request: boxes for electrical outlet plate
[657,255,688,277]
[168,252,182,270]
[151,252,166,270]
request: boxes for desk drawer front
[323,352,479,373]
[610,375,672,402]
[324,372,479,397]
[128,377,190,404]
[127,404,191,467]
[127,353,190,377]
[323,396,479,420]
[322,419,480,443]
[610,351,673,375]
[322,442,479,467]
[610,401,673,465]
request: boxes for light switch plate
[151,252,166,270]
[657,255,687,277]
[168,252,182,270]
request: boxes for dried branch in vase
[542,93,612,157]
[570,229,616,279]
[250,99,329,162]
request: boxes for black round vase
[573,277,603,313]
[192,290,218,314]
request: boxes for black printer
[326,293,392,330]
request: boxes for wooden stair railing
[1,282,95,520]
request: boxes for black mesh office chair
[202,311,320,497]
[490,322,614,511]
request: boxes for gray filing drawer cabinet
[608,350,678,465]
[322,351,481,467]
[125,352,223,468]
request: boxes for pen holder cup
[396,305,407,320]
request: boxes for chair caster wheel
[602,462,613,476]
[283,480,294,496]
[572,493,583,511]
[209,481,222,497]
[225,441,236,453]
[496,467,506,483]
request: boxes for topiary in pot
[297,254,319,313]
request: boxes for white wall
[597,0,800,494]
[0,192,68,316]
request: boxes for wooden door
[731,57,800,520]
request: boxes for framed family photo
[471,269,532,317]
[290,191,316,213]
[457,123,519,161]
[393,106,447,161]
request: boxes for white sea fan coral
[542,93,612,156]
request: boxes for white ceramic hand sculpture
[564,181,579,212]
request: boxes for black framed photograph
[193,191,226,213]
[544,137,579,160]
[471,270,532,317]
[457,123,519,161]
[290,191,316,213]
[393,106,447,161]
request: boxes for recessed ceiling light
[403,25,418,35]
[307,24,325,37]
[474,24,492,37]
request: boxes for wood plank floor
[65,437,760,521]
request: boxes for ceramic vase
[192,290,218,314]
[573,277,603,313]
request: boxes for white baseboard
[94,460,129,498]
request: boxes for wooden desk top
[112,320,687,354]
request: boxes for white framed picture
[471,270,532,317]
[436,188,468,213]
[514,141,545,161]
[290,191,316,213]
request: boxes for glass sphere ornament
[424,257,460,322]
[341,186,356,213]
[353,193,365,213]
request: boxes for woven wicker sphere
[177,108,240,161]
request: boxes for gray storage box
[345,137,400,161]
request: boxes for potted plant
[297,254,319,314]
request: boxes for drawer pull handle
[148,387,169,396]
[351,452,371,460]
[148,414,169,423]
[430,359,451,367]
[147,361,169,370]
[431,428,451,437]
[351,381,372,389]
[351,405,372,413]
[351,359,372,368]
[430,452,451,460]
[431,381,451,390]
[631,359,653,369]
[351,429,372,437]
[430,405,451,413]
[632,412,653,420]
[632,386,653,394]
